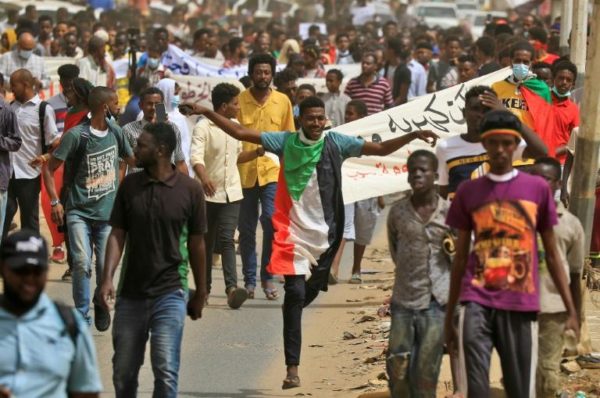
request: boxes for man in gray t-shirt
[42,87,135,330]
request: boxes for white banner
[337,68,511,204]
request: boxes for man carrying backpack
[0,230,102,398]
[3,68,59,237]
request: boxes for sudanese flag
[520,79,562,157]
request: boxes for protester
[77,36,115,88]
[386,150,451,397]
[436,86,547,200]
[155,78,192,173]
[274,68,298,105]
[61,32,84,59]
[406,42,428,99]
[191,83,258,308]
[122,86,187,175]
[0,230,102,398]
[529,26,559,64]
[99,121,207,398]
[550,60,579,164]
[119,76,149,127]
[223,37,248,68]
[475,36,502,76]
[42,86,135,330]
[444,110,579,396]
[320,69,351,128]
[180,95,438,390]
[0,92,20,244]
[428,36,462,92]
[457,54,478,84]
[0,31,49,89]
[277,39,301,65]
[384,37,411,105]
[235,54,294,300]
[532,61,553,86]
[531,157,584,398]
[344,53,393,115]
[302,45,326,78]
[137,42,171,86]
[4,69,59,238]
[43,64,80,264]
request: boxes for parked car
[410,2,460,30]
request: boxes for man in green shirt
[42,86,135,331]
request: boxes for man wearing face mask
[137,42,171,86]
[41,87,136,331]
[0,30,50,90]
[491,41,553,156]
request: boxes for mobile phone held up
[155,102,167,122]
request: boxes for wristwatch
[50,199,61,207]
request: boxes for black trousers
[3,176,40,237]
[283,275,321,366]
[205,201,241,294]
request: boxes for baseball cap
[480,110,523,141]
[1,230,48,269]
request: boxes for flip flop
[263,287,279,300]
[328,273,338,285]
[282,375,301,389]
[349,273,362,284]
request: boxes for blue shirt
[407,59,428,99]
[260,131,364,160]
[0,293,102,397]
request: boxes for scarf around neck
[283,129,325,201]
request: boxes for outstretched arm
[179,103,262,144]
[361,130,438,156]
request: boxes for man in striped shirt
[344,53,393,115]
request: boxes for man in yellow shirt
[237,54,294,300]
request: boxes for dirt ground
[274,226,600,398]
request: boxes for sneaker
[51,247,66,263]
[93,295,111,332]
[227,287,248,309]
[61,269,72,281]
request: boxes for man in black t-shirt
[98,122,207,398]
[383,37,411,105]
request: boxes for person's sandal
[227,287,248,309]
[349,273,362,284]
[263,287,279,300]
[282,375,300,389]
[328,273,338,285]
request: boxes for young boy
[180,96,438,390]
[386,150,452,397]
[444,110,579,397]
[320,69,351,128]
[531,157,584,398]
[550,60,579,164]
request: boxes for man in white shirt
[190,83,258,309]
[0,31,50,90]
[4,69,59,237]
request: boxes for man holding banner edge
[180,96,438,389]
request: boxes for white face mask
[18,49,33,60]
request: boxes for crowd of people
[0,1,596,398]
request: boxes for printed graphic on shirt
[471,200,538,293]
[86,146,117,200]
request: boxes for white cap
[93,29,109,43]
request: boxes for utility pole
[569,0,596,356]
[560,0,573,56]
[571,0,589,78]
[570,0,596,251]
[550,0,562,21]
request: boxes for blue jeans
[239,182,276,288]
[112,289,187,398]
[387,300,446,398]
[67,212,111,323]
[0,189,7,243]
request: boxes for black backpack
[53,300,79,345]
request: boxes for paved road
[40,207,389,398]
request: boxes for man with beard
[99,122,207,398]
[0,230,102,397]
[235,54,294,300]
[41,87,135,331]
